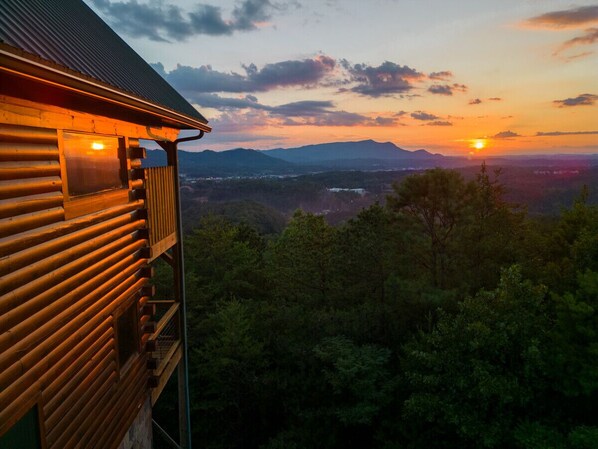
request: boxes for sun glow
[473,139,486,150]
[91,142,105,151]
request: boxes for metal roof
[0,0,208,128]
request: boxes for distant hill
[144,148,298,177]
[262,139,442,165]
[144,140,479,177]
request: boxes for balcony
[144,166,178,260]
[146,300,181,405]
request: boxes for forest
[154,165,598,449]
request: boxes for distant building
[0,1,210,448]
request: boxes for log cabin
[0,1,211,448]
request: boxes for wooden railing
[147,300,181,405]
[144,166,177,257]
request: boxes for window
[117,301,139,369]
[0,406,41,449]
[62,132,127,197]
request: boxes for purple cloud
[536,130,598,136]
[429,71,453,81]
[411,111,439,121]
[157,56,337,94]
[200,97,398,128]
[428,83,467,96]
[273,102,398,127]
[553,93,598,107]
[494,130,520,138]
[525,6,598,58]
[556,27,598,55]
[469,98,482,105]
[525,6,598,29]
[242,56,336,89]
[426,121,452,126]
[341,60,424,97]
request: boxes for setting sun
[473,139,486,150]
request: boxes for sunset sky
[86,0,598,156]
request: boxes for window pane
[0,406,41,449]
[117,302,138,367]
[63,132,125,196]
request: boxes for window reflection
[63,132,125,196]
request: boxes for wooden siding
[0,121,156,449]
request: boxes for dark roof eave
[0,46,211,132]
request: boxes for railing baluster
[144,166,177,251]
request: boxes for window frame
[58,130,131,220]
[0,399,46,449]
[114,296,140,377]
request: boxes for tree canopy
[154,166,598,449]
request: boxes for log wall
[0,117,160,449]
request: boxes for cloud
[340,60,425,97]
[494,130,520,138]
[525,5,598,29]
[469,98,482,105]
[272,102,398,127]
[230,0,275,31]
[536,130,598,136]
[524,6,598,58]
[553,93,598,107]
[429,71,453,81]
[488,97,502,101]
[160,56,463,104]
[374,116,398,126]
[426,121,452,126]
[269,100,336,117]
[556,27,598,55]
[409,112,452,126]
[159,56,336,94]
[562,50,595,61]
[190,93,267,110]
[90,0,284,41]
[242,55,336,89]
[428,83,467,96]
[165,65,250,93]
[196,95,399,127]
[410,111,439,121]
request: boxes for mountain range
[144,140,456,176]
[262,140,440,163]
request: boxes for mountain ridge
[262,139,441,163]
[143,139,462,176]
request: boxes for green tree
[191,300,266,448]
[463,163,525,292]
[387,168,475,289]
[529,187,598,293]
[550,269,598,397]
[336,203,400,303]
[184,215,265,309]
[268,210,338,302]
[314,336,395,426]
[403,266,549,448]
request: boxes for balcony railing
[147,300,181,405]
[145,166,177,258]
[152,419,182,449]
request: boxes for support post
[164,141,192,449]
